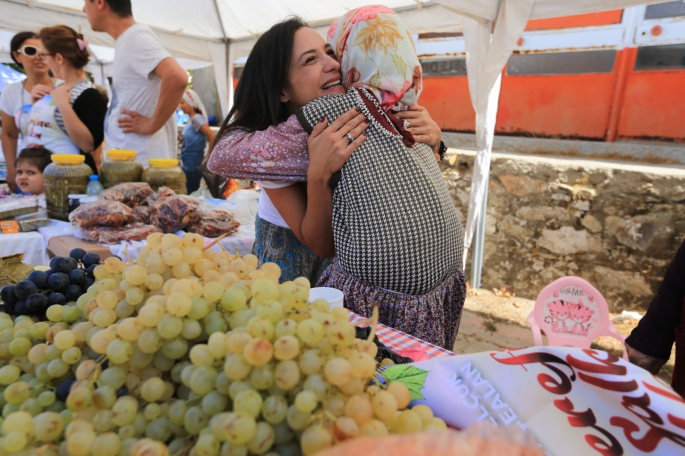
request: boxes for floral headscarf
[327,5,422,111]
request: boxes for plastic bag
[132,206,151,224]
[148,195,201,233]
[99,182,154,208]
[187,207,240,238]
[80,223,161,244]
[69,200,136,229]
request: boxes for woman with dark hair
[210,8,465,349]
[0,31,59,192]
[209,17,368,284]
[26,25,106,173]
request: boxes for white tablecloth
[0,231,49,265]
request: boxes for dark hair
[10,31,39,67]
[94,0,132,17]
[16,147,52,173]
[39,25,90,69]
[216,17,307,142]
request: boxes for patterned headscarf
[327,5,422,111]
[182,89,208,122]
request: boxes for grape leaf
[383,365,429,401]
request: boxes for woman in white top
[0,31,58,192]
[27,26,107,173]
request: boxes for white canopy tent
[0,0,667,285]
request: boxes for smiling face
[12,38,49,77]
[15,161,45,196]
[281,27,345,112]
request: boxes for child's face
[15,162,44,195]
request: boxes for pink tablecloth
[348,312,454,359]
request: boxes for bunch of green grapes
[0,232,445,456]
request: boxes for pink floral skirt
[317,260,466,350]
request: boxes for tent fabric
[0,0,669,285]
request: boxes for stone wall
[440,149,685,311]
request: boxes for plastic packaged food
[142,159,187,195]
[149,195,200,233]
[188,208,240,238]
[15,210,49,232]
[132,206,151,224]
[80,223,161,244]
[44,154,92,221]
[100,149,144,189]
[0,195,39,220]
[100,182,154,208]
[69,200,136,229]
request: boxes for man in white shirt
[83,0,188,166]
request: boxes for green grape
[299,349,324,376]
[181,319,202,340]
[97,291,119,310]
[93,409,114,432]
[37,391,56,408]
[117,318,143,342]
[300,425,332,455]
[61,346,82,365]
[188,297,210,320]
[201,391,228,416]
[124,265,148,286]
[157,315,183,339]
[92,386,117,409]
[295,390,318,413]
[274,361,300,390]
[303,374,328,402]
[226,332,252,354]
[220,288,247,312]
[167,293,192,317]
[208,332,228,359]
[8,338,31,357]
[138,328,162,354]
[296,319,324,347]
[111,396,138,427]
[144,403,162,421]
[233,390,262,418]
[92,432,121,456]
[160,338,188,360]
[141,378,165,403]
[99,367,126,390]
[195,433,220,456]
[145,417,172,442]
[33,411,65,442]
[0,365,20,385]
[243,339,273,366]
[189,344,214,366]
[153,352,175,372]
[183,406,208,435]
[213,412,256,445]
[274,319,297,338]
[189,366,218,395]
[249,364,274,390]
[273,335,299,361]
[246,421,275,455]
[285,404,311,431]
[261,395,288,425]
[203,281,224,302]
[106,339,133,364]
[247,317,274,341]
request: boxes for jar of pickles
[44,154,93,221]
[142,159,187,194]
[100,149,144,188]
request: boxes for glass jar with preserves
[44,154,93,221]
[100,149,144,188]
[142,159,187,194]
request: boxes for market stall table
[0,231,49,265]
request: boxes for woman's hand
[31,84,52,104]
[395,104,442,153]
[306,107,368,183]
[50,85,71,109]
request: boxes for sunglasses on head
[17,45,47,58]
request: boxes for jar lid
[68,194,88,199]
[52,154,85,164]
[107,149,138,160]
[148,159,179,168]
[80,196,98,204]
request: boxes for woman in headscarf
[210,6,465,349]
[179,89,216,194]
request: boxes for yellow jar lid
[148,159,179,168]
[107,149,138,160]
[34,265,50,272]
[51,154,85,164]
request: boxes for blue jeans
[181,150,204,194]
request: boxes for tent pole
[471,174,489,288]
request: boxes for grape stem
[353,304,379,342]
[122,244,133,264]
[202,233,230,252]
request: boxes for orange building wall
[618,70,685,140]
[496,73,617,139]
[419,77,474,131]
[525,11,623,31]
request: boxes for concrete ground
[453,288,675,384]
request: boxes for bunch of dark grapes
[0,249,101,319]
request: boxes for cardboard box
[0,221,19,234]
[47,235,113,260]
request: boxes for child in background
[15,146,51,207]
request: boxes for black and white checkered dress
[297,88,464,295]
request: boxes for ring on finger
[346,133,355,144]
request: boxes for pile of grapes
[0,250,100,318]
[0,233,445,456]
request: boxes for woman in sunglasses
[25,25,106,173]
[0,32,59,192]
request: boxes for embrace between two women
[209,6,465,350]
